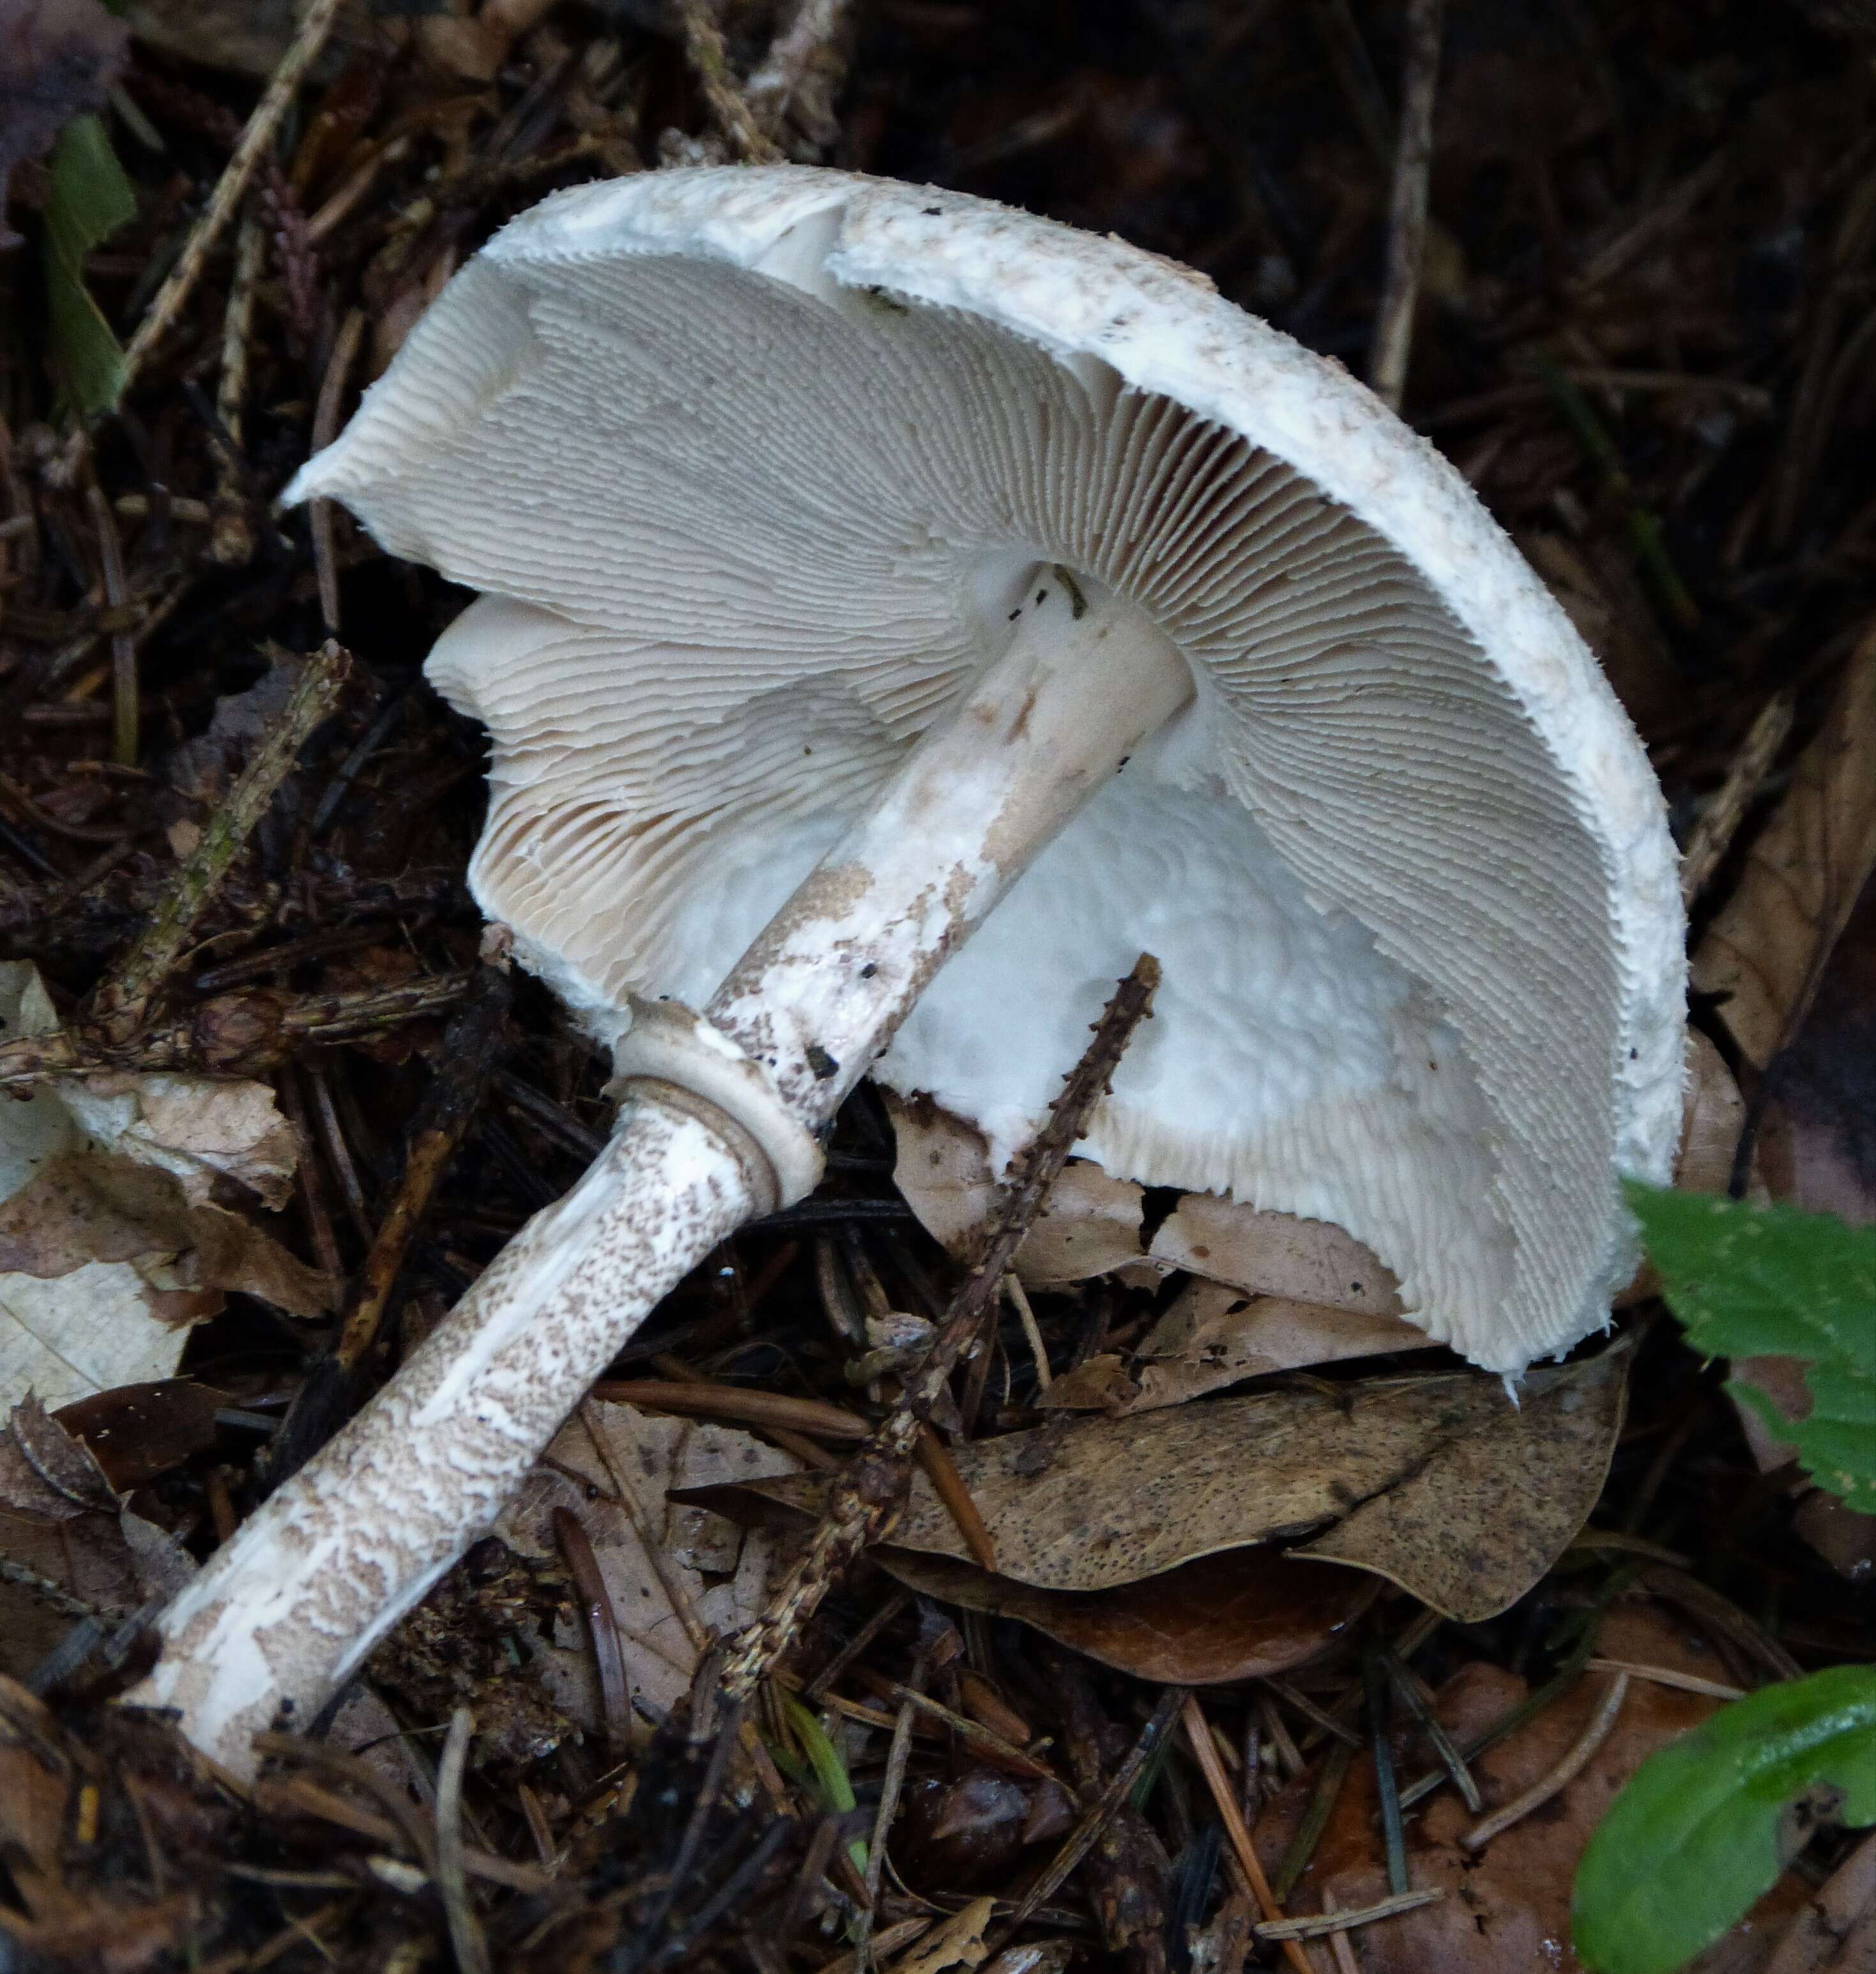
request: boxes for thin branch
[673,0,784,163]
[68,0,346,458]
[1368,0,1443,411]
[1461,1672,1629,1851]
[716,956,1160,1702]
[89,642,349,1044]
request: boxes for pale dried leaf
[0,1154,330,1316]
[886,1092,1399,1315]
[1694,628,1876,1070]
[118,1505,195,1602]
[0,966,317,1410]
[60,1073,298,1208]
[1042,1280,1433,1415]
[699,1350,1629,1623]
[496,1401,798,1724]
[888,1897,995,1974]
[1765,1830,1876,1974]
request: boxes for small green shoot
[1624,1182,1876,1511]
[774,1694,869,1877]
[1572,1664,1876,1974]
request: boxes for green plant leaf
[42,113,135,417]
[1624,1182,1876,1510]
[777,1694,869,1876]
[1572,1664,1876,1974]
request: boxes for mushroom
[129,166,1684,1768]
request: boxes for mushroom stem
[126,576,1192,1770]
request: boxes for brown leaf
[887,1092,1400,1316]
[54,1381,222,1492]
[0,0,127,245]
[1765,1830,1876,1974]
[899,1770,1076,1890]
[8,1393,114,1508]
[888,1897,996,1974]
[60,1071,300,1209]
[1042,1280,1433,1416]
[1255,1603,1813,1974]
[692,1348,1630,1623]
[495,1400,798,1725]
[874,1547,1377,1685]
[0,1152,331,1315]
[1694,627,1876,1071]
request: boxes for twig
[84,488,138,768]
[716,956,1160,1702]
[1006,1274,1050,1390]
[914,1429,998,1573]
[883,1684,1053,1782]
[1363,1651,1410,1897]
[987,1685,1186,1952]
[593,1379,871,1442]
[310,309,365,634]
[854,1659,926,1972]
[111,0,347,409]
[0,973,476,1089]
[90,641,350,1044]
[1461,1672,1629,1851]
[1679,692,1796,907]
[1256,1889,1444,1944]
[1318,1890,1361,1974]
[210,216,266,568]
[266,966,513,1484]
[1368,0,1443,411]
[554,1507,633,1761]
[747,0,859,149]
[1586,1658,1745,1701]
[436,1708,492,1974]
[673,0,784,163]
[1382,1651,1481,1814]
[804,1588,911,1701]
[1271,1740,1354,1903]
[1182,1694,1315,1974]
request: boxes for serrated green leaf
[42,114,135,417]
[1573,1664,1876,1974]
[1624,1183,1876,1511]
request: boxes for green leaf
[1573,1664,1876,1974]
[1624,1183,1876,1511]
[41,114,135,417]
[777,1694,869,1876]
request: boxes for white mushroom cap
[287,166,1686,1375]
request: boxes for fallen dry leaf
[1254,1602,1814,1974]
[1765,1830,1876,1974]
[0,1154,330,1315]
[52,1381,222,1493]
[692,1348,1630,1623]
[887,1092,1399,1314]
[1043,1279,1433,1416]
[59,1072,298,1209]
[873,1547,1376,1685]
[496,1400,798,1725]
[1693,625,1876,1072]
[0,963,326,1411]
[888,1895,996,1974]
